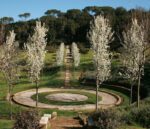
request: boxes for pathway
[65,45,71,87]
[65,64,71,87]
[13,88,122,110]
[50,117,83,129]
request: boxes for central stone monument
[46,93,88,102]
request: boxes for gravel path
[65,45,71,87]
[13,88,122,110]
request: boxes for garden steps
[65,63,71,87]
[50,116,83,129]
[65,45,71,88]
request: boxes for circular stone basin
[45,93,88,102]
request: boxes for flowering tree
[0,30,19,119]
[88,15,113,111]
[25,21,48,107]
[56,42,65,66]
[71,42,80,67]
[122,18,145,107]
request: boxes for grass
[0,50,94,121]
[0,49,148,129]
[70,79,130,106]
[0,120,14,129]
[0,101,80,118]
[31,90,102,105]
[119,126,146,129]
[0,101,28,118]
[70,50,132,106]
[0,51,71,117]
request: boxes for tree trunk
[9,85,12,120]
[73,64,75,80]
[36,79,39,108]
[96,78,99,111]
[10,94,12,120]
[130,84,133,105]
[60,66,63,78]
[137,73,141,108]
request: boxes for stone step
[65,79,70,81]
[65,49,71,87]
[65,77,70,79]
[50,117,83,129]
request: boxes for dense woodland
[0,6,150,52]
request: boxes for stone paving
[13,88,122,111]
[65,45,71,87]
[65,64,71,87]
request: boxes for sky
[0,0,150,21]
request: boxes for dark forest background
[1,6,150,52]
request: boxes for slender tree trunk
[72,64,75,80]
[130,83,133,105]
[60,66,62,79]
[9,85,12,120]
[73,65,75,80]
[36,79,39,108]
[96,78,99,111]
[10,94,12,120]
[137,72,141,108]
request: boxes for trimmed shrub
[89,109,122,129]
[120,103,150,128]
[14,110,39,129]
[130,105,150,128]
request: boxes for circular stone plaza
[13,88,122,111]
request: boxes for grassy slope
[0,49,147,129]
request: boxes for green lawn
[0,120,14,129]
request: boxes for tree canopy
[1,6,150,51]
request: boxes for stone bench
[39,116,49,129]
[43,114,51,120]
[39,112,57,129]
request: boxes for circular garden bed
[31,91,102,105]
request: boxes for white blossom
[56,42,65,66]
[25,21,48,82]
[122,18,146,107]
[71,42,80,67]
[0,30,19,119]
[122,18,145,81]
[88,15,113,84]
[0,30,19,84]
